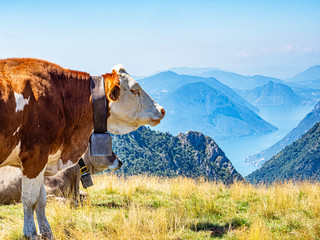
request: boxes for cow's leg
[21,167,47,239]
[35,181,53,239]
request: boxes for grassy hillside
[246,121,320,184]
[1,174,320,239]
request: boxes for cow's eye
[131,89,140,96]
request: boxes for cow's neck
[58,74,95,165]
[55,73,112,168]
[60,75,93,129]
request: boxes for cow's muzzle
[108,158,123,171]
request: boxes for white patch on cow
[112,64,126,73]
[0,141,21,168]
[45,147,76,176]
[21,167,46,238]
[13,126,21,136]
[22,167,45,204]
[35,176,52,238]
[14,92,30,112]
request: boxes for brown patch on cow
[0,58,95,178]
[102,70,121,101]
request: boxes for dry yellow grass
[1,174,320,239]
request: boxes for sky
[0,0,319,78]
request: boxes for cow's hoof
[24,234,41,240]
[24,227,39,240]
[79,190,91,206]
[40,232,54,240]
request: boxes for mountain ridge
[167,68,284,90]
[246,121,320,184]
[287,65,320,82]
[112,126,243,184]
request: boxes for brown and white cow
[0,58,165,239]
[0,149,119,205]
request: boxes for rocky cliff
[112,126,242,184]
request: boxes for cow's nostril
[161,108,166,117]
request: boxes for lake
[216,105,314,177]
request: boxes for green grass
[1,174,320,239]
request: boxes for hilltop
[238,81,302,106]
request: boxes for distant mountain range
[291,87,320,105]
[287,65,320,82]
[169,67,224,76]
[112,126,243,184]
[199,71,284,90]
[139,72,277,139]
[169,67,284,90]
[246,121,320,184]
[288,80,320,90]
[281,65,320,92]
[139,71,258,112]
[245,101,320,167]
[238,81,303,106]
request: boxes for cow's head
[102,65,165,134]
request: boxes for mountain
[153,82,277,139]
[287,65,320,82]
[169,67,224,76]
[246,121,320,184]
[291,87,320,104]
[197,70,284,90]
[112,126,243,184]
[245,101,320,167]
[139,71,258,113]
[287,80,320,90]
[237,81,303,106]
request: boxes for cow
[0,149,119,205]
[0,58,165,239]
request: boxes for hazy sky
[1,0,319,78]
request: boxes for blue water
[216,105,314,177]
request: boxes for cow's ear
[103,70,121,101]
[108,84,120,101]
